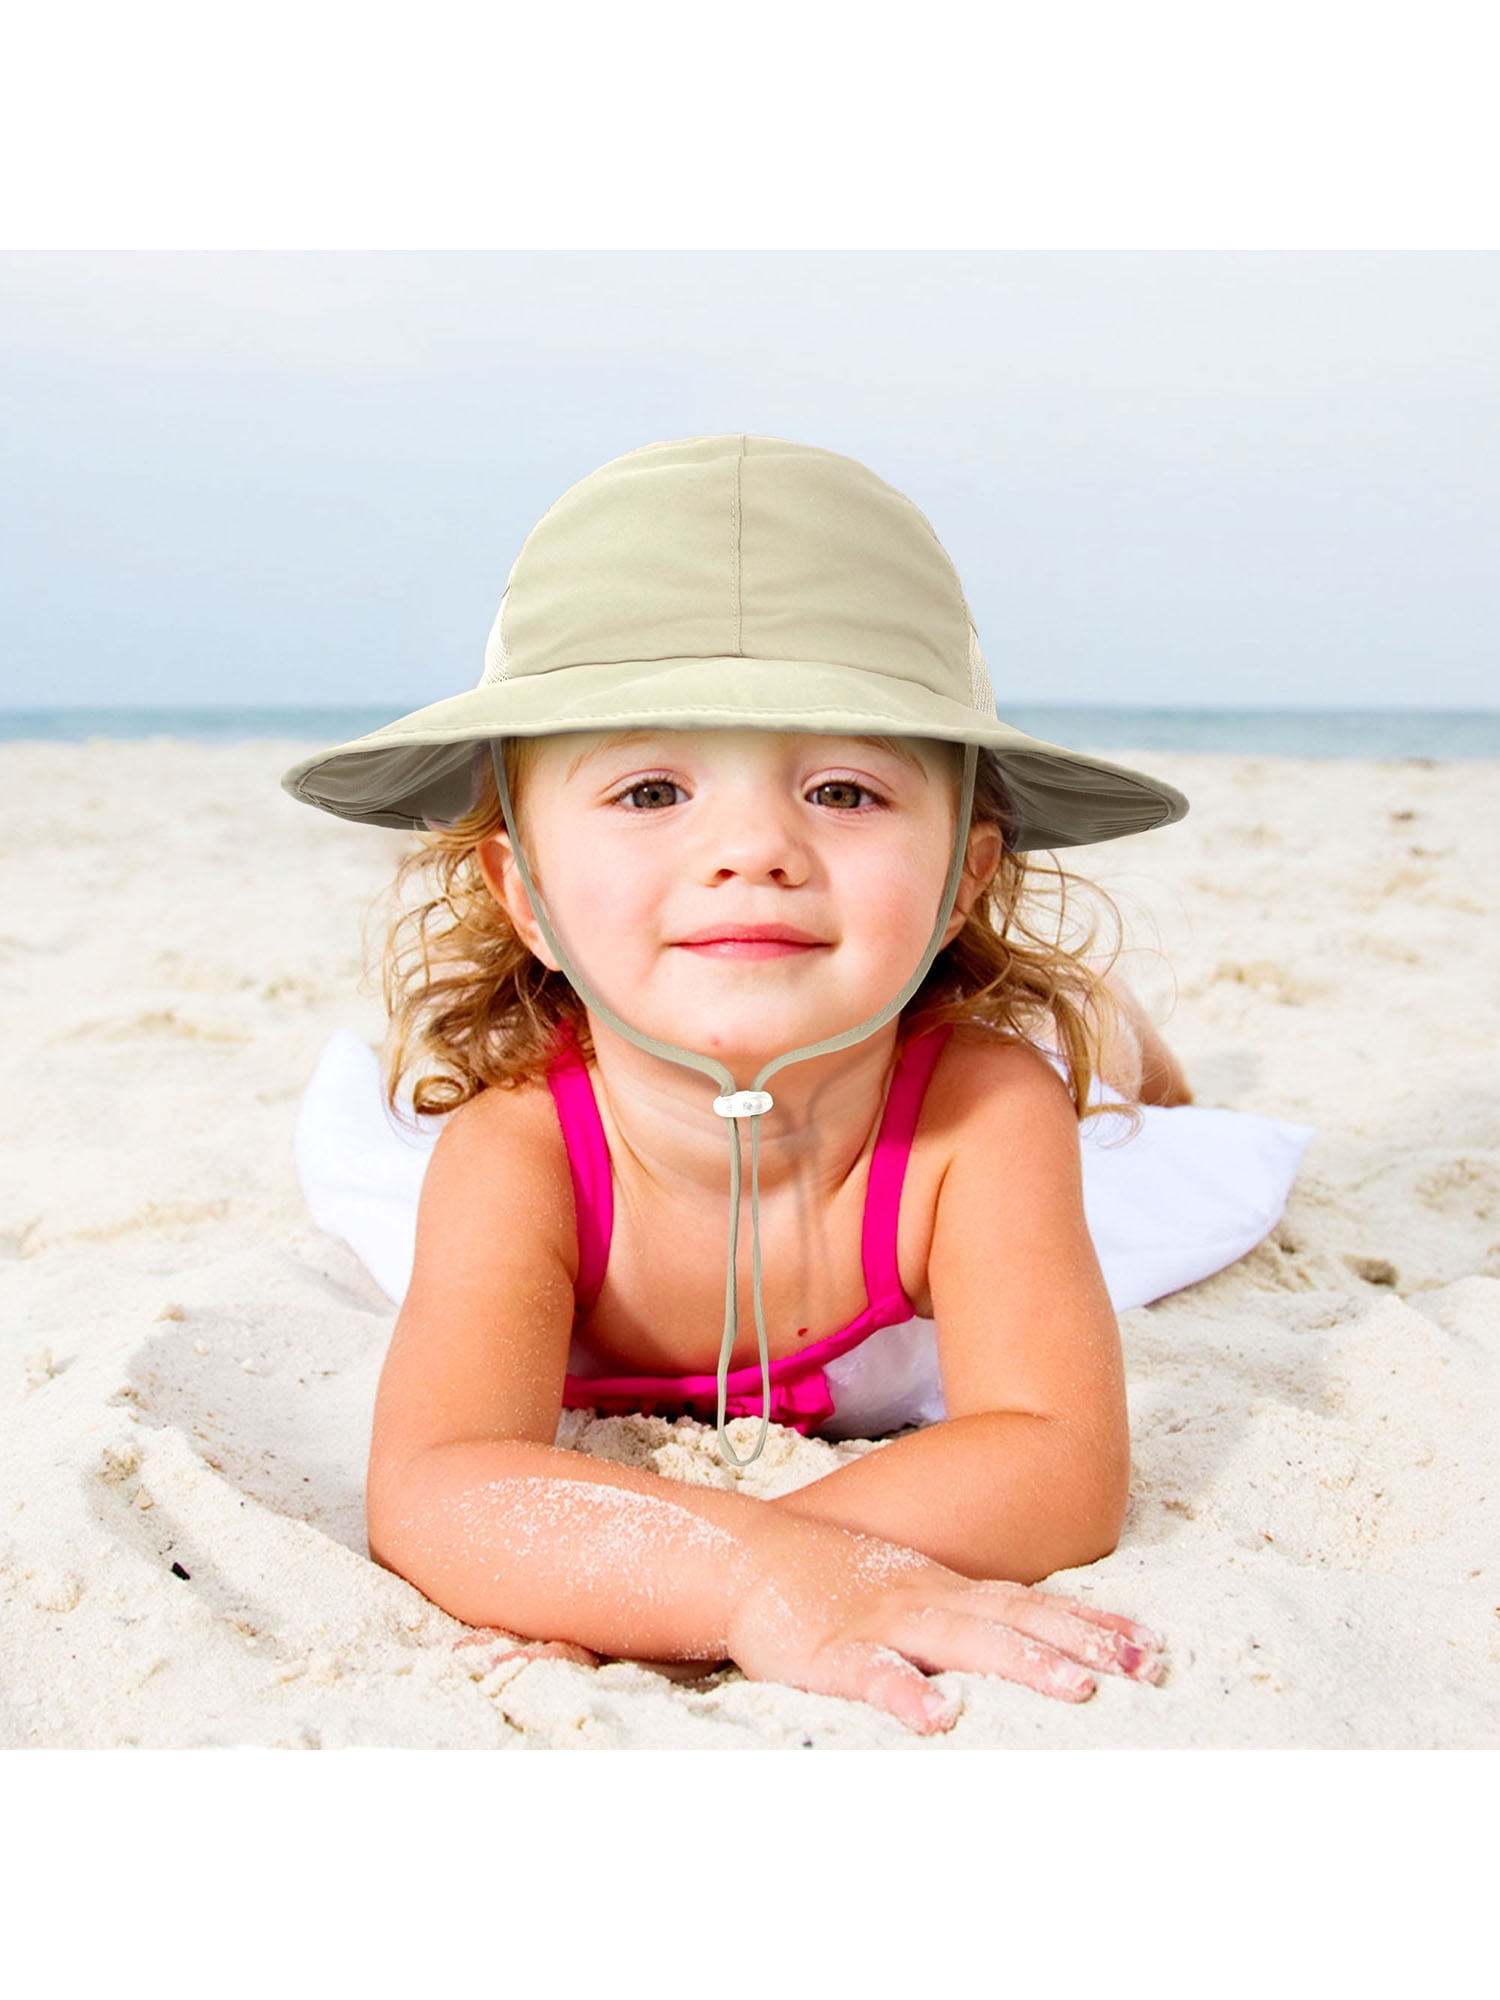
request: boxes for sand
[1,736,1496,1749]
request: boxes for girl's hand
[454,1626,601,1671]
[725,1526,1163,1734]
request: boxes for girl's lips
[676,939,827,960]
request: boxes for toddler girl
[284,434,1310,1733]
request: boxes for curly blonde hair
[368,737,1146,1139]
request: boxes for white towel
[293,1030,445,1311]
[294,1027,1314,1325]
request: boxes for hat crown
[482,433,996,717]
[281,430,1189,850]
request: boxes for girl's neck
[578,1014,903,1205]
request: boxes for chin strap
[489,739,978,1467]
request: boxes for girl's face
[478,729,1000,1067]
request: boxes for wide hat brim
[280,655,1188,852]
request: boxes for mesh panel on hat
[967,627,997,715]
[482,589,512,685]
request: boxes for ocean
[1,705,1498,760]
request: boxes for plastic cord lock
[713,1089,774,1118]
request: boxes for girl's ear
[476,833,561,972]
[475,831,511,907]
[940,819,1004,948]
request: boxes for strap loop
[713,1090,774,1118]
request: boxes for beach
[1,735,1496,1750]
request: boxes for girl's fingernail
[1055,1664,1095,1697]
[922,1690,959,1727]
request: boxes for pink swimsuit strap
[544,1020,954,1431]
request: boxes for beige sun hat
[280,432,1188,850]
[282,434,1190,1468]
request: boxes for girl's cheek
[857,855,937,933]
[560,870,657,962]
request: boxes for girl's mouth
[676,939,827,961]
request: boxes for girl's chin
[577,964,910,1057]
[592,1001,892,1063]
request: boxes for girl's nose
[696,789,811,885]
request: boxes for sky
[2,250,1497,713]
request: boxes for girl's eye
[613,776,685,810]
[809,779,885,811]
[609,776,888,811]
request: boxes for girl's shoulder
[918,1020,1074,1144]
[421,1068,579,1270]
[921,1015,1066,1087]
[440,1064,570,1160]
[376,1067,583,1474]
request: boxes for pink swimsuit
[547,1018,955,1436]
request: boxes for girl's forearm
[765,1411,1129,1585]
[368,1437,836,1662]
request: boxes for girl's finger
[877,1606,1099,1703]
[1058,1600,1165,1651]
[454,1629,599,1669]
[454,1625,522,1649]
[962,1582,1164,1671]
[956,1585,1162,1680]
[490,1639,600,1668]
[803,1639,964,1736]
